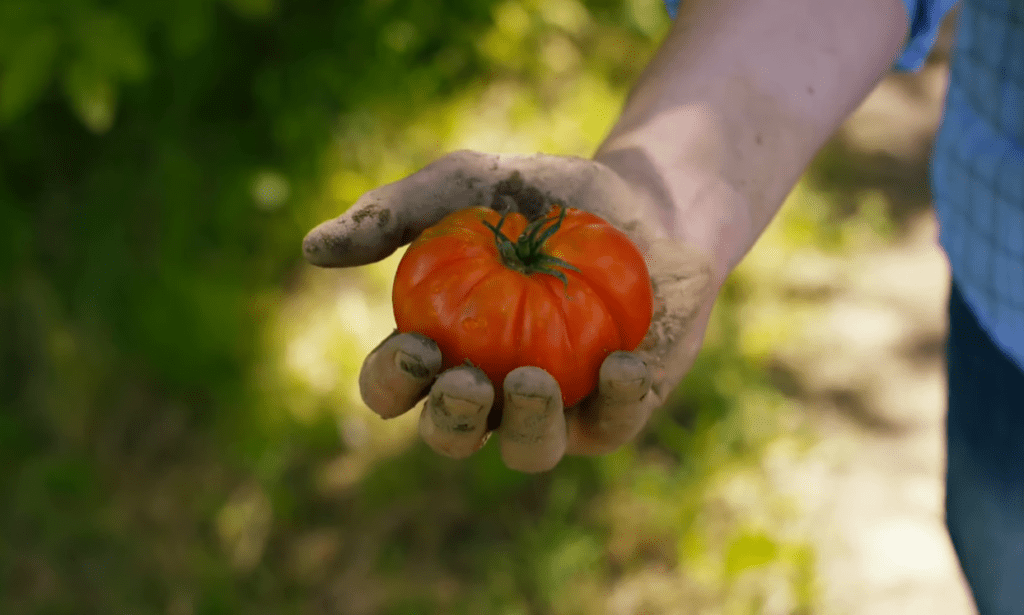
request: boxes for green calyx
[482,205,581,288]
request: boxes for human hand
[303,150,718,472]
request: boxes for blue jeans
[946,282,1024,614]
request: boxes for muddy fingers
[499,367,567,473]
[419,365,494,459]
[566,351,655,455]
[307,152,725,468]
[359,332,442,419]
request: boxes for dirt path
[774,213,976,615]
[771,29,980,614]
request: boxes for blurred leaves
[0,3,149,129]
[62,61,117,133]
[725,531,779,575]
[0,26,59,124]
[223,0,277,20]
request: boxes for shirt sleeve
[896,0,960,71]
[660,0,959,73]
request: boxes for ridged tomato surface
[392,206,653,407]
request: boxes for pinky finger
[565,351,655,456]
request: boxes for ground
[770,19,979,614]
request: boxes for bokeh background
[0,0,973,613]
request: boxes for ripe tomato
[392,205,653,408]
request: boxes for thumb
[302,150,502,267]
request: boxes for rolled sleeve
[661,0,959,73]
[897,0,960,71]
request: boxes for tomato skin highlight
[392,206,653,407]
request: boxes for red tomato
[392,205,653,407]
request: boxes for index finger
[301,150,618,268]
[302,151,499,268]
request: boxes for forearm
[595,0,909,279]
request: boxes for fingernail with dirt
[359,334,440,419]
[419,367,493,458]
[500,367,566,472]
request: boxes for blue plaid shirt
[663,0,1024,371]
[923,0,1024,373]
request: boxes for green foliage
[0,0,503,416]
[0,0,148,129]
[0,25,59,123]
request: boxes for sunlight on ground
[269,249,426,492]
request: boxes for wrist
[594,145,755,288]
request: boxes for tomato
[392,205,653,408]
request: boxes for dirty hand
[303,150,717,472]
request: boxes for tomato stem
[483,205,581,288]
